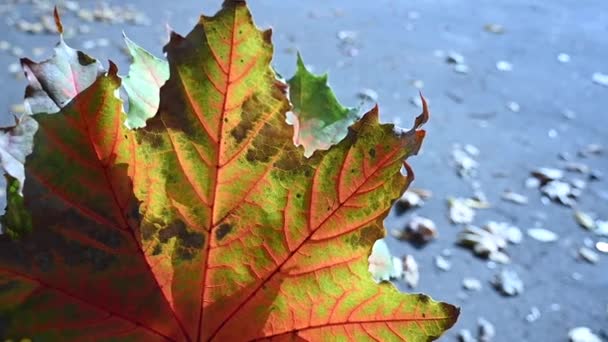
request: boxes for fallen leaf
[457,222,520,263]
[531,167,564,183]
[0,116,38,234]
[394,215,437,244]
[369,239,403,282]
[403,254,419,288]
[21,9,103,115]
[449,197,476,224]
[452,145,478,177]
[541,180,575,206]
[122,34,169,129]
[287,53,357,157]
[492,269,524,296]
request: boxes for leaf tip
[413,91,429,130]
[53,6,64,35]
[107,61,120,84]
[403,161,415,187]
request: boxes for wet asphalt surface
[1,1,607,341]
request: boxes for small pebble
[0,40,11,51]
[507,101,520,112]
[462,277,483,291]
[502,190,528,205]
[446,51,465,65]
[454,64,470,74]
[484,23,504,34]
[527,228,559,242]
[435,255,451,271]
[562,109,576,119]
[575,211,596,230]
[579,247,599,264]
[411,79,424,89]
[596,241,608,253]
[7,63,20,74]
[459,329,475,342]
[525,306,541,323]
[496,60,513,71]
[357,88,378,102]
[11,46,24,57]
[557,53,571,63]
[409,96,424,108]
[592,72,608,87]
[478,317,496,342]
[548,129,558,138]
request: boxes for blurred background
[0,0,606,341]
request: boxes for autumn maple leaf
[0,1,458,341]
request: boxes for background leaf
[287,54,358,157]
[20,37,103,116]
[122,34,170,129]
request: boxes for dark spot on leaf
[356,226,382,247]
[296,193,301,199]
[179,229,204,249]
[77,51,96,66]
[368,148,376,158]
[216,223,232,240]
[417,293,430,303]
[230,114,253,143]
[158,220,187,243]
[152,244,162,256]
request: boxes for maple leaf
[20,9,103,116]
[287,54,358,157]
[0,1,458,341]
[122,34,170,129]
[0,116,37,236]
